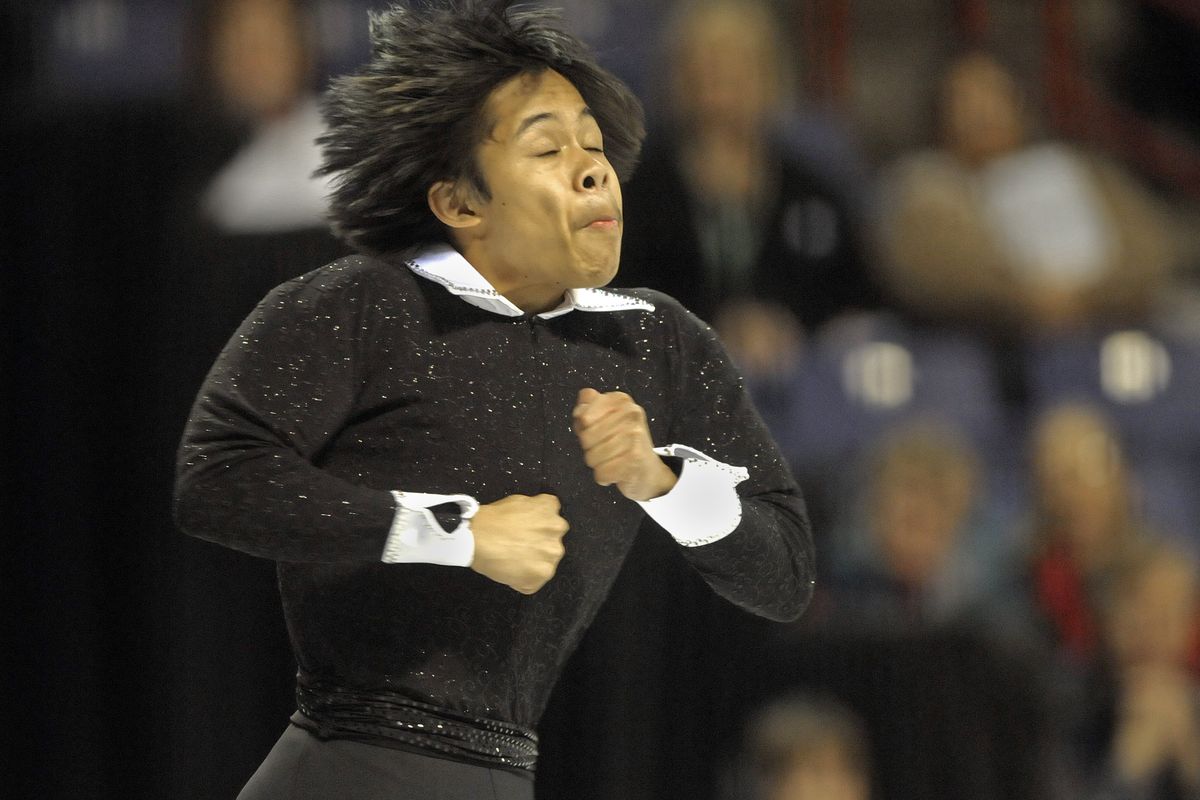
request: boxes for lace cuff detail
[381,490,479,566]
[637,444,748,547]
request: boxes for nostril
[582,175,596,189]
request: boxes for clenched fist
[470,494,568,594]
[572,388,677,502]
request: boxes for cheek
[507,186,568,233]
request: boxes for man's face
[941,54,1024,166]
[461,70,623,311]
[213,0,308,120]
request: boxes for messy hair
[318,0,646,255]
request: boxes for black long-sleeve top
[174,253,814,743]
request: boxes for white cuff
[381,490,479,566]
[637,444,749,547]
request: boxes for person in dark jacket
[614,0,882,377]
[173,2,816,798]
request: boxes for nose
[574,149,610,192]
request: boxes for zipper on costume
[526,315,551,493]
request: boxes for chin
[594,263,621,288]
[575,258,620,289]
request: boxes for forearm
[653,298,817,621]
[671,489,815,622]
[172,273,413,563]
[174,432,397,562]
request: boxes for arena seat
[766,312,1011,477]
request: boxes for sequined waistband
[293,679,539,771]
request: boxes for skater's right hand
[470,494,568,594]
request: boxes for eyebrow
[514,107,595,139]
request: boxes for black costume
[174,250,814,788]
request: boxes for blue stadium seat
[1027,326,1200,457]
[1026,326,1200,545]
[771,312,1011,477]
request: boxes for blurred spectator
[1023,324,1200,550]
[167,0,348,363]
[1010,404,1155,665]
[748,309,1018,546]
[821,420,1001,632]
[726,692,872,800]
[878,51,1176,338]
[614,0,883,376]
[187,0,334,234]
[1088,542,1200,800]
[983,403,1163,792]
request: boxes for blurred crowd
[7,1,1200,799]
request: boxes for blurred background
[4,1,1200,798]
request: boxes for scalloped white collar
[407,245,654,319]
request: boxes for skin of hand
[572,388,678,502]
[1113,665,1198,781]
[1156,669,1200,786]
[469,494,569,594]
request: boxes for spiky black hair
[317,0,646,256]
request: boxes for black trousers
[237,725,536,800]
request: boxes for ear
[427,180,483,230]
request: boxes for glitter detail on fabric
[174,251,816,763]
[294,679,539,771]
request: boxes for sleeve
[383,491,477,566]
[173,275,466,564]
[637,444,747,547]
[652,297,817,622]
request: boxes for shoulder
[257,252,425,316]
[602,287,732,363]
[601,287,706,329]
[276,252,417,296]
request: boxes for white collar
[406,244,654,319]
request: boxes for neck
[501,284,567,315]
